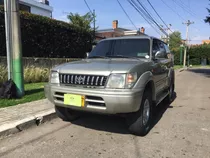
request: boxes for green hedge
[173,44,210,65]
[0,6,93,58]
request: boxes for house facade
[95,20,146,41]
[0,0,53,18]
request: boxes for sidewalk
[0,99,55,138]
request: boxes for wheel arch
[133,71,156,102]
[144,80,156,102]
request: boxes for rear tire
[126,89,153,136]
[55,106,79,121]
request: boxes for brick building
[95,20,146,41]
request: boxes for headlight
[106,72,138,89]
[50,71,59,84]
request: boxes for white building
[0,0,53,18]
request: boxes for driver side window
[152,39,167,59]
[152,39,160,56]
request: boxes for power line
[160,0,186,21]
[132,0,168,36]
[172,0,203,24]
[127,0,162,36]
[130,0,164,35]
[137,0,163,26]
[147,0,178,37]
[83,0,96,39]
[147,0,168,29]
[176,0,195,15]
[84,0,93,15]
[116,0,137,30]
[135,0,168,36]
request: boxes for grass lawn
[174,65,210,70]
[0,82,47,108]
[174,65,183,70]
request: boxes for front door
[152,39,168,95]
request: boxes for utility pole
[160,24,172,46]
[182,20,194,68]
[4,0,12,79]
[92,9,96,43]
[11,0,25,97]
[93,9,95,37]
[167,24,172,47]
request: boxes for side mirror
[155,50,165,59]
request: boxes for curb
[0,109,57,139]
[175,68,185,76]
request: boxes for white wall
[20,0,53,18]
[31,6,51,17]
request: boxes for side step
[155,92,169,106]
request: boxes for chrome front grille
[59,74,108,87]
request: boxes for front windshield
[89,39,150,58]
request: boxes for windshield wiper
[88,56,109,59]
[106,55,141,60]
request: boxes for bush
[0,6,93,58]
[173,44,210,65]
[24,66,50,83]
[0,65,8,84]
[0,65,50,84]
[189,58,201,65]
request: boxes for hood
[53,59,147,75]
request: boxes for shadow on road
[71,92,177,135]
[149,92,177,132]
[188,68,210,78]
[72,113,130,134]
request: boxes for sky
[50,0,210,44]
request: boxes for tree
[67,12,95,31]
[169,31,182,51]
[204,5,210,24]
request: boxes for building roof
[96,27,131,33]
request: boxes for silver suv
[44,35,175,136]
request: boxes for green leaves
[67,12,96,32]
[169,31,182,51]
[204,1,210,24]
[0,7,93,58]
[173,44,210,65]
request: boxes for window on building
[0,0,4,5]
[0,1,31,13]
[19,4,31,13]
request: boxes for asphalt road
[0,69,210,158]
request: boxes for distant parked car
[44,35,175,136]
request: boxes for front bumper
[44,84,144,114]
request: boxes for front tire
[165,82,175,104]
[126,89,153,136]
[55,106,79,121]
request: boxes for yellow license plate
[64,94,85,107]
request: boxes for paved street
[0,69,210,158]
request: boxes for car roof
[99,35,167,45]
